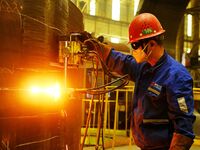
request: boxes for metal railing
[81,86,200,148]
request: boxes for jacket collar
[143,50,167,73]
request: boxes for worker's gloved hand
[78,31,93,43]
[84,39,112,62]
[169,133,194,150]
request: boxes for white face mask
[132,44,151,64]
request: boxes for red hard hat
[128,13,165,43]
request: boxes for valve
[59,33,84,66]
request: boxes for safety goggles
[132,40,148,49]
[131,40,149,52]
[131,42,142,50]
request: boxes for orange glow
[29,83,61,101]
[30,86,41,94]
[20,73,79,109]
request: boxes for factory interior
[1,0,200,149]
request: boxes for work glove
[169,133,194,150]
[83,36,112,62]
[78,31,93,43]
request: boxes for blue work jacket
[106,50,196,149]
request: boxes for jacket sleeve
[84,40,139,81]
[106,50,140,82]
[166,67,196,148]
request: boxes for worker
[83,13,196,150]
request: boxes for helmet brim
[128,30,165,44]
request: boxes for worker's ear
[148,40,157,48]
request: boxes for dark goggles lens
[131,39,150,50]
[131,42,142,50]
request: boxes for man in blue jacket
[84,13,196,150]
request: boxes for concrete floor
[83,136,200,150]
[107,145,200,150]
[82,112,200,150]
[84,144,200,150]
[83,110,200,150]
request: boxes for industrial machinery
[59,31,130,150]
[0,0,129,150]
[0,0,84,150]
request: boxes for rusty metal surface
[0,1,84,149]
[0,0,84,68]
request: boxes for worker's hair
[150,34,164,46]
[141,34,164,46]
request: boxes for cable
[80,58,99,150]
[80,38,130,149]
[83,38,128,78]
[80,42,130,95]
[20,13,64,35]
[84,74,129,92]
[95,89,106,149]
[15,136,59,148]
[85,80,129,95]
[0,112,59,120]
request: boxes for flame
[30,83,61,101]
